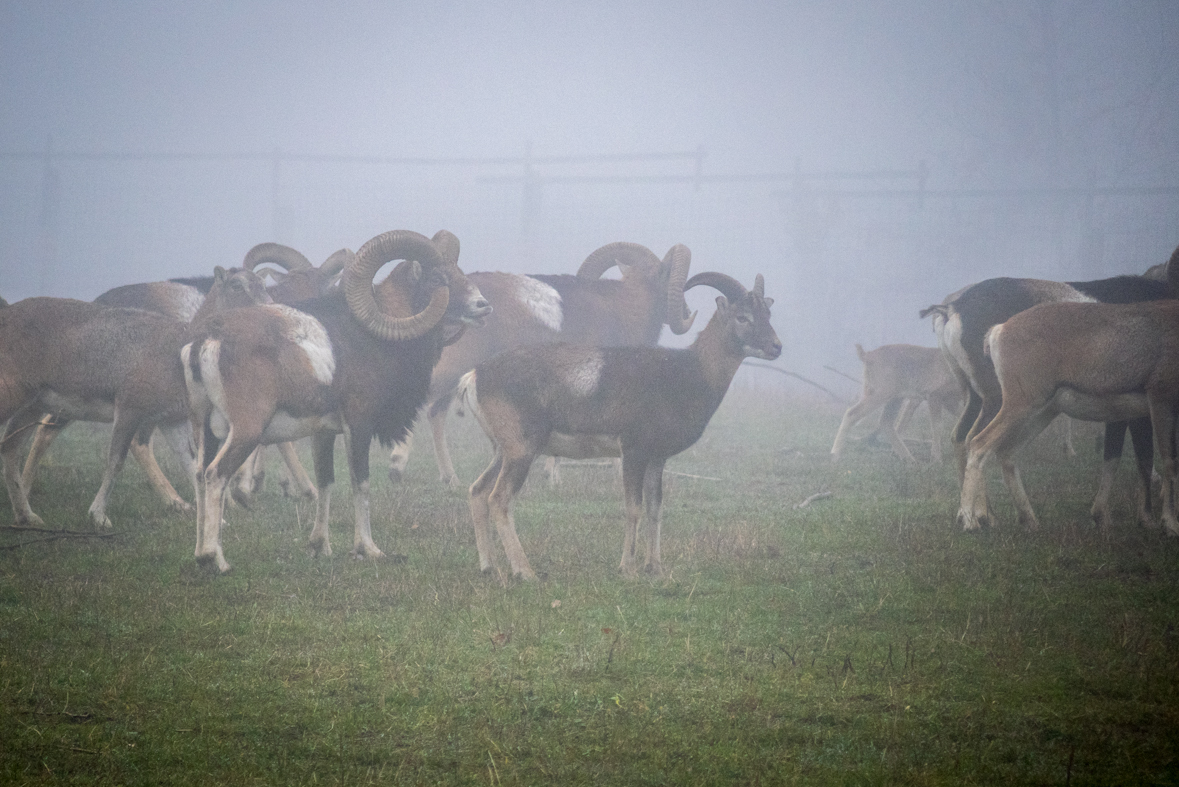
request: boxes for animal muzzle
[465,297,493,327]
[748,338,782,361]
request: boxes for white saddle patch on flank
[158,283,204,322]
[270,304,335,385]
[565,352,604,397]
[514,276,563,331]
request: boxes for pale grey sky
[2,1,1176,377]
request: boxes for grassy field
[1,384,1177,786]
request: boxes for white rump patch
[565,353,604,397]
[268,304,335,385]
[942,312,982,392]
[198,339,227,418]
[514,276,563,331]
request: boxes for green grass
[2,388,1177,785]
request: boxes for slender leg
[892,398,919,434]
[2,410,46,526]
[428,392,461,487]
[198,425,260,573]
[642,458,666,575]
[307,432,337,557]
[388,427,412,482]
[950,383,982,485]
[129,427,192,512]
[276,441,316,500]
[1147,396,1179,536]
[345,424,389,560]
[544,456,561,486]
[85,409,143,529]
[831,393,893,462]
[487,450,538,580]
[882,399,917,462]
[1090,422,1126,531]
[1127,417,1156,529]
[20,415,67,492]
[961,402,1055,531]
[469,451,504,573]
[230,446,263,507]
[1061,416,1077,457]
[157,421,198,508]
[619,452,646,577]
[926,399,944,463]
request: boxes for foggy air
[1,1,1176,383]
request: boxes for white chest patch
[269,304,335,385]
[565,352,604,397]
[514,276,563,331]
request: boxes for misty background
[2,1,1177,394]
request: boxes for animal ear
[715,295,729,313]
[214,266,227,282]
[762,297,774,309]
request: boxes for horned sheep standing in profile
[462,271,780,581]
[182,230,491,573]
[387,242,697,486]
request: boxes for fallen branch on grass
[741,361,848,403]
[554,461,718,480]
[793,491,833,510]
[666,470,721,481]
[0,526,123,550]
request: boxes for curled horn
[431,230,461,267]
[664,244,696,335]
[344,230,450,341]
[319,248,353,278]
[576,242,661,279]
[242,243,313,272]
[684,271,748,303]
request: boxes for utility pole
[271,147,283,241]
